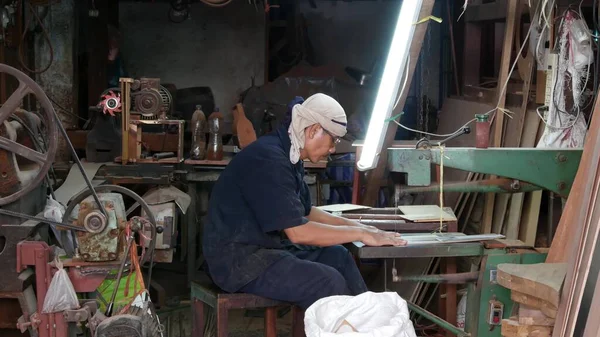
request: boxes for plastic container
[207,108,223,161]
[190,105,207,160]
[475,114,490,149]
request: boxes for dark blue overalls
[202,125,368,309]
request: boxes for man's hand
[360,229,407,247]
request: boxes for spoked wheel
[0,64,58,205]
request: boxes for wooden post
[481,0,519,233]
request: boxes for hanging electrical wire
[18,0,54,74]
[199,0,233,7]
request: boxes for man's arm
[284,221,405,247]
[306,206,372,228]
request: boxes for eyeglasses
[323,129,341,146]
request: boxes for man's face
[303,124,339,163]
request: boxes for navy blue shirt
[202,126,313,292]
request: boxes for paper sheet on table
[54,162,107,205]
[317,204,371,213]
[398,205,457,222]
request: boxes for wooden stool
[191,278,305,337]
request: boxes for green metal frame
[387,147,582,196]
[465,249,547,337]
[400,248,546,337]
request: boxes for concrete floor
[151,267,294,337]
[158,307,294,337]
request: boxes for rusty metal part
[63,301,97,323]
[83,211,107,234]
[0,222,39,292]
[75,194,123,262]
[63,185,157,286]
[0,64,58,205]
[15,241,70,337]
[135,89,162,118]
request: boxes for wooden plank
[501,318,552,337]
[363,0,435,206]
[492,195,510,234]
[582,265,600,337]
[517,107,544,245]
[511,290,558,318]
[497,263,567,308]
[519,191,542,246]
[482,0,519,234]
[67,129,181,153]
[504,56,535,239]
[518,305,555,326]
[548,96,600,261]
[553,91,600,335]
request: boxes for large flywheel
[0,64,58,205]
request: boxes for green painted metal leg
[407,301,470,337]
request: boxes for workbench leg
[292,306,306,337]
[192,299,205,337]
[443,258,458,337]
[265,307,277,337]
[187,183,198,286]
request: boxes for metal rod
[395,272,479,284]
[398,179,540,194]
[407,301,470,337]
[548,192,555,247]
[106,234,134,316]
[52,109,107,217]
[0,208,88,232]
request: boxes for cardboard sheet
[398,205,457,222]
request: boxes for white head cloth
[287,93,347,164]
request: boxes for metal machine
[364,144,582,337]
[0,64,163,337]
[89,78,179,163]
[117,77,184,164]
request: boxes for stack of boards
[496,263,567,337]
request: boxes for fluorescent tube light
[357,0,424,171]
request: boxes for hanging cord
[387,1,539,140]
[18,0,54,74]
[438,144,444,233]
[199,0,233,7]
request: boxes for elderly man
[202,93,406,309]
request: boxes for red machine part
[99,90,122,116]
[15,241,109,337]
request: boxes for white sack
[304,291,417,337]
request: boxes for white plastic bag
[43,195,65,223]
[304,292,417,337]
[456,293,467,331]
[42,258,79,313]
